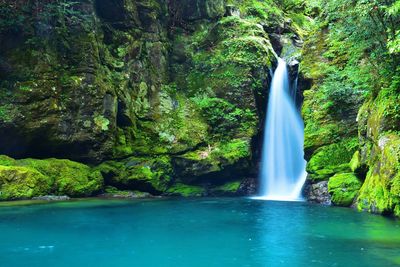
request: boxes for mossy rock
[365,88,400,141]
[210,181,242,196]
[356,134,400,216]
[0,156,103,198]
[349,151,361,173]
[0,166,52,200]
[173,138,251,184]
[18,159,103,197]
[328,173,362,207]
[97,156,173,194]
[125,92,209,157]
[307,137,359,181]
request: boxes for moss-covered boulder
[0,156,103,199]
[0,166,52,200]
[17,159,103,197]
[328,173,362,207]
[306,138,358,181]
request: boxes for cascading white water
[257,58,307,201]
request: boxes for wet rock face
[237,178,258,196]
[303,180,331,205]
[0,1,114,163]
[0,0,169,163]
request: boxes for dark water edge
[0,198,399,267]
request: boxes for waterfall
[257,58,307,201]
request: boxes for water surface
[0,198,399,267]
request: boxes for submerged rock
[99,187,153,199]
[32,195,71,201]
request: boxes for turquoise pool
[0,198,399,267]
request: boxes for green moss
[113,128,134,157]
[349,151,361,173]
[0,157,103,198]
[186,16,275,98]
[328,173,362,207]
[180,138,251,167]
[173,138,251,184]
[166,183,205,197]
[0,104,14,122]
[193,97,257,140]
[356,134,400,216]
[302,85,358,156]
[212,181,241,195]
[307,137,359,181]
[212,139,251,165]
[0,166,52,200]
[366,87,400,140]
[97,156,172,194]
[20,158,103,197]
[129,92,209,156]
[0,155,17,166]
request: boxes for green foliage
[0,1,90,39]
[193,97,256,139]
[128,91,209,156]
[0,3,25,33]
[303,0,400,97]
